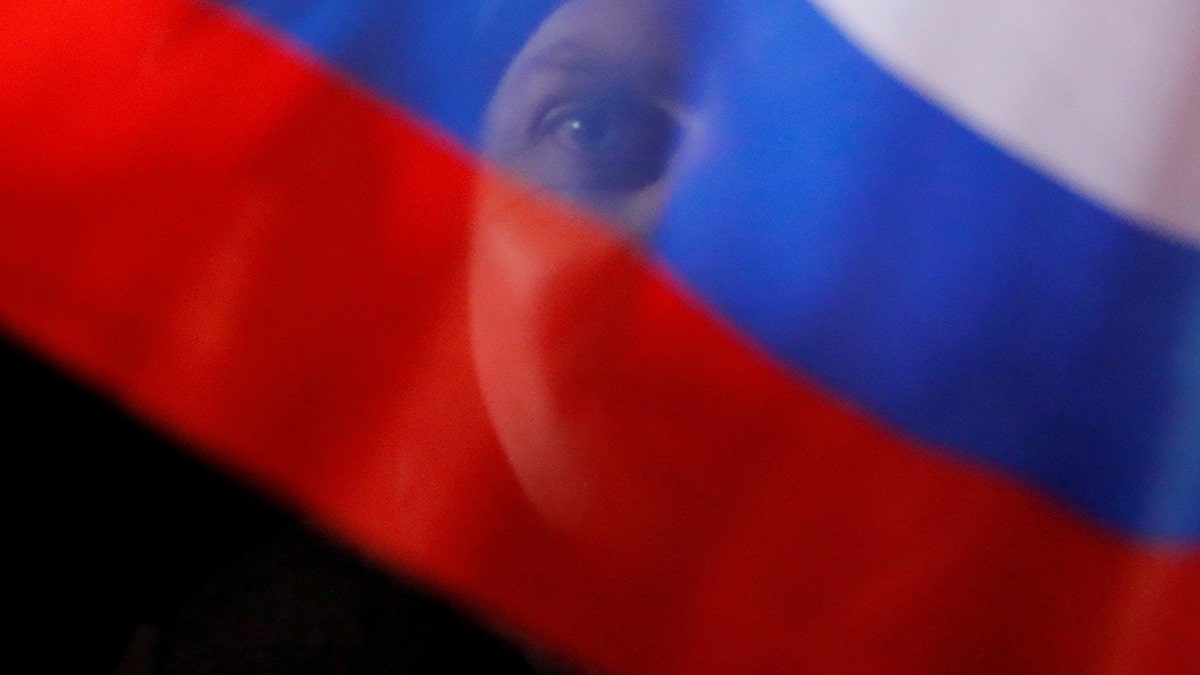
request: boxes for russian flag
[1,0,1197,672]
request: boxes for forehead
[511,0,688,80]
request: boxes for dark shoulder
[154,527,544,674]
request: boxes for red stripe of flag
[1,1,1196,672]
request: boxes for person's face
[481,0,690,237]
[471,0,700,545]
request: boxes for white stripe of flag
[812,0,1200,244]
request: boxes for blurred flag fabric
[2,0,1198,672]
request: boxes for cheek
[610,179,671,238]
[468,168,674,547]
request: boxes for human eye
[531,93,681,195]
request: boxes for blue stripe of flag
[655,1,1200,543]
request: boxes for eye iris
[561,111,615,151]
[535,98,681,193]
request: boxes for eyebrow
[527,41,612,75]
[516,40,681,90]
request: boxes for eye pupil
[563,113,615,150]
